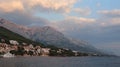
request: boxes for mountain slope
[29,26,100,53]
[0,26,43,46]
[0,18,101,53]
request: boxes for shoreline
[0,55,118,58]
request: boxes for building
[9,40,19,45]
[41,48,50,56]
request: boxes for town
[0,38,100,58]
[0,39,51,57]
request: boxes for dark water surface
[0,56,120,67]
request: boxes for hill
[0,26,43,46]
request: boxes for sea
[0,56,120,67]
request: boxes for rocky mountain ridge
[0,18,101,53]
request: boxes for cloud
[98,9,120,17]
[0,0,24,12]
[73,8,91,16]
[0,0,78,13]
[97,9,120,26]
[0,0,79,26]
[28,0,78,13]
[108,18,120,25]
[65,16,95,23]
[49,16,96,32]
[48,13,120,50]
[0,11,49,26]
[98,17,120,27]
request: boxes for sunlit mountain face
[0,0,120,56]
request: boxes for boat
[2,52,15,58]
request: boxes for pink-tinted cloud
[0,0,24,12]
[73,8,91,16]
[0,0,78,13]
[98,9,120,17]
[49,16,96,32]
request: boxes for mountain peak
[42,26,56,30]
[0,18,6,24]
[0,18,15,25]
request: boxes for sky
[0,0,120,55]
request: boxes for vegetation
[0,26,44,47]
[47,45,94,57]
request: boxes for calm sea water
[0,56,120,67]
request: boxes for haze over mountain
[0,18,101,53]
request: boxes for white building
[9,40,19,45]
[41,48,50,56]
[73,51,78,56]
[22,42,27,45]
[29,44,34,49]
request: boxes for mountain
[0,18,101,53]
[0,18,32,39]
[29,26,100,53]
[0,26,44,46]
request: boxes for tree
[10,50,17,55]
[16,46,25,56]
[28,51,34,56]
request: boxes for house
[29,44,34,49]
[41,48,50,56]
[73,51,78,56]
[57,49,62,54]
[22,42,27,46]
[0,47,5,52]
[36,48,41,56]
[9,40,19,45]
[11,45,18,50]
[23,45,30,52]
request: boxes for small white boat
[2,52,15,58]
